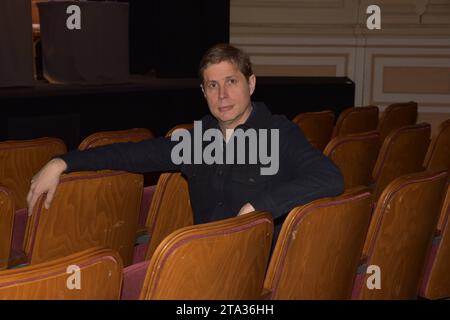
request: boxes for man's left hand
[238,203,255,216]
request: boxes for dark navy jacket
[60,102,344,231]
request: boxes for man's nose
[218,84,229,99]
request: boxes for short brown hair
[198,43,253,83]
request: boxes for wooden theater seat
[378,101,418,142]
[263,187,373,299]
[371,123,430,200]
[324,131,380,189]
[353,171,447,299]
[141,171,193,261]
[78,127,156,230]
[0,137,67,267]
[419,183,450,299]
[165,123,194,137]
[23,171,143,266]
[0,137,67,209]
[0,187,14,270]
[332,106,379,138]
[133,123,194,263]
[78,128,154,150]
[292,110,335,151]
[123,212,273,300]
[0,247,122,300]
[423,119,450,172]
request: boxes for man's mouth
[218,105,233,112]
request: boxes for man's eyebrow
[208,75,238,82]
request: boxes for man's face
[202,61,256,130]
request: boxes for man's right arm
[27,136,178,214]
[60,136,178,173]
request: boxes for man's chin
[217,117,238,127]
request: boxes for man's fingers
[26,189,33,206]
[28,193,39,216]
[44,188,56,209]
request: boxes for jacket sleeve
[59,136,179,173]
[250,121,345,219]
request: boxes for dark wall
[0,77,354,150]
[126,0,230,77]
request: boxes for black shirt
[60,102,344,226]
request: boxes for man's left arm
[247,122,345,219]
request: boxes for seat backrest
[140,212,273,300]
[419,183,450,299]
[332,106,379,138]
[356,171,447,299]
[78,128,154,150]
[144,172,193,260]
[324,131,381,189]
[24,171,143,266]
[0,137,67,209]
[292,110,335,151]
[0,187,14,270]
[0,247,122,299]
[372,123,430,200]
[140,123,195,260]
[378,101,418,142]
[165,123,194,137]
[423,119,450,172]
[264,187,372,299]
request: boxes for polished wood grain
[358,171,447,299]
[23,171,143,266]
[378,101,418,142]
[332,106,379,138]
[424,119,450,172]
[78,128,154,150]
[144,172,193,260]
[420,183,450,299]
[138,123,196,260]
[372,123,430,200]
[0,187,14,270]
[140,212,273,300]
[0,247,122,300]
[0,137,67,209]
[165,123,194,137]
[264,187,373,299]
[292,110,335,151]
[324,131,381,189]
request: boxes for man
[27,44,344,239]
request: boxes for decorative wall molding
[230,0,450,132]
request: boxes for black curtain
[126,0,230,77]
[0,0,33,87]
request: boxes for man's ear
[248,74,256,96]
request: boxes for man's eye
[227,78,238,85]
[207,83,217,89]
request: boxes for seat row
[325,119,450,193]
[1,118,449,299]
[0,169,449,300]
[293,101,418,151]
